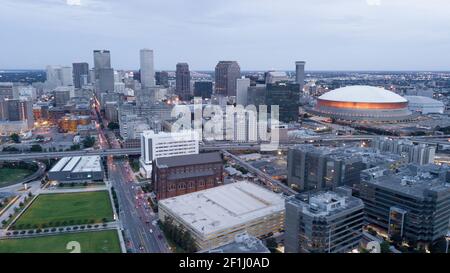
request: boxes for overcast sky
[1,0,450,71]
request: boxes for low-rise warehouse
[48,156,104,183]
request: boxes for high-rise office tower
[93,50,111,80]
[140,49,155,88]
[97,68,115,94]
[236,78,250,106]
[215,61,241,96]
[266,82,300,123]
[59,66,73,86]
[45,65,61,87]
[93,50,111,71]
[93,49,114,102]
[295,61,306,92]
[72,62,89,89]
[155,71,169,88]
[176,63,191,100]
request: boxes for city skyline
[1,0,450,71]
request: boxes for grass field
[0,230,121,253]
[0,168,34,188]
[12,191,114,229]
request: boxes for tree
[390,234,403,246]
[380,241,391,253]
[10,133,20,143]
[69,144,81,151]
[265,237,278,250]
[107,122,120,130]
[82,136,96,148]
[30,144,43,152]
[3,146,19,152]
[431,237,448,253]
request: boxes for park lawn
[0,230,121,253]
[0,168,34,188]
[12,191,114,229]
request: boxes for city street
[108,157,170,253]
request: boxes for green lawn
[0,168,34,188]
[0,230,121,253]
[12,191,114,229]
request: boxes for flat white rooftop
[49,156,102,173]
[159,181,285,236]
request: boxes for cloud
[0,0,450,70]
[66,0,82,6]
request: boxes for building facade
[371,137,436,165]
[158,181,285,250]
[176,63,191,100]
[72,62,90,89]
[193,81,213,99]
[295,61,306,92]
[359,164,450,246]
[152,152,223,200]
[140,49,155,88]
[139,130,199,178]
[214,61,241,96]
[266,82,300,123]
[285,188,365,253]
[48,156,104,183]
[155,71,169,88]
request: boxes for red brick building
[152,152,223,200]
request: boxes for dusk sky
[1,0,450,71]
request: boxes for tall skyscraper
[93,50,111,71]
[295,61,306,92]
[93,50,114,102]
[140,49,155,88]
[215,61,241,96]
[236,78,250,106]
[72,62,89,89]
[58,66,73,86]
[176,63,191,100]
[93,50,111,80]
[266,82,300,123]
[97,68,115,94]
[45,65,61,87]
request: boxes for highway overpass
[1,134,447,161]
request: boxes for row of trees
[110,187,120,212]
[159,217,197,253]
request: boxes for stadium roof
[319,85,407,103]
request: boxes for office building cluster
[283,140,449,252]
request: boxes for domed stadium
[311,85,413,122]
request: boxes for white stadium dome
[318,86,407,103]
[311,85,413,122]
